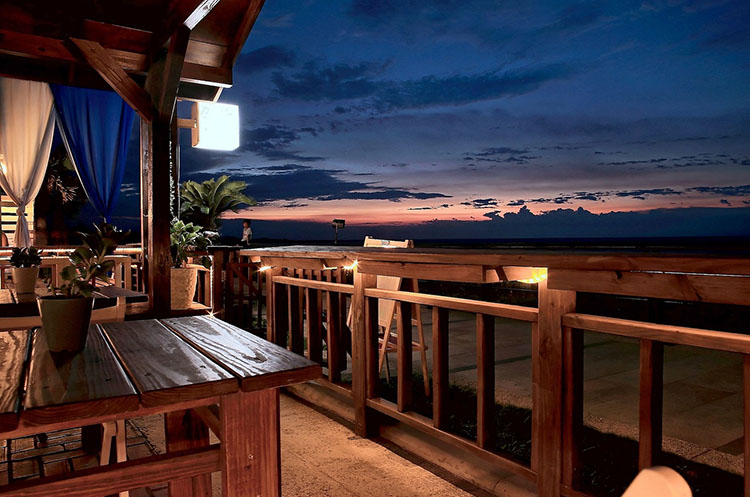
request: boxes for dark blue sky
[114,0,750,240]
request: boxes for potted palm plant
[179,175,255,231]
[39,223,129,352]
[171,219,214,309]
[9,246,43,294]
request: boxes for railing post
[638,338,663,469]
[211,248,226,318]
[562,325,583,489]
[534,277,576,497]
[352,270,377,437]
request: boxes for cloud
[461,198,500,208]
[188,164,450,204]
[688,185,750,196]
[270,60,576,111]
[240,124,324,162]
[228,206,750,240]
[271,61,387,101]
[236,45,296,75]
[408,203,452,211]
[262,13,295,28]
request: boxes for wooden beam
[0,446,219,497]
[151,25,190,120]
[70,38,153,122]
[224,0,266,67]
[152,0,222,54]
[548,268,750,306]
[744,355,750,497]
[562,313,750,354]
[364,287,538,322]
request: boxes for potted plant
[171,219,214,310]
[39,223,129,352]
[9,246,43,294]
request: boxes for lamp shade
[191,101,240,151]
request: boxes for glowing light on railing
[518,273,548,284]
[258,265,273,272]
[343,260,359,271]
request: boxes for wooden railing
[212,245,750,497]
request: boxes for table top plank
[161,316,321,392]
[22,326,139,426]
[0,330,32,431]
[96,285,149,303]
[101,320,237,407]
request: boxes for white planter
[12,266,39,294]
[171,266,198,310]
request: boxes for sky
[113,0,750,240]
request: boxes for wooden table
[0,315,321,496]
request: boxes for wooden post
[305,287,322,363]
[165,409,211,497]
[638,338,663,469]
[562,325,583,488]
[266,267,282,341]
[534,278,575,497]
[273,279,288,348]
[477,313,495,449]
[220,389,281,497]
[351,271,377,437]
[432,307,449,430]
[397,300,413,412]
[211,249,226,318]
[287,285,303,354]
[326,291,341,383]
[365,296,380,399]
[140,117,172,315]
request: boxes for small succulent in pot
[10,246,43,268]
[10,246,43,294]
[40,223,129,353]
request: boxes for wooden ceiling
[0,0,265,102]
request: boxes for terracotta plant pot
[11,266,39,294]
[171,266,198,310]
[37,296,94,353]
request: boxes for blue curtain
[50,85,135,222]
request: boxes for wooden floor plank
[0,330,31,431]
[23,327,138,426]
[101,320,236,407]
[161,316,320,392]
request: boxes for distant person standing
[241,219,252,247]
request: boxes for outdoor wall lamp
[177,101,240,151]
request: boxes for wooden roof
[0,0,265,102]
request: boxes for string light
[518,273,548,284]
[343,260,359,271]
[258,265,273,272]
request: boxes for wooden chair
[363,236,430,396]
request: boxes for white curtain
[0,77,55,247]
